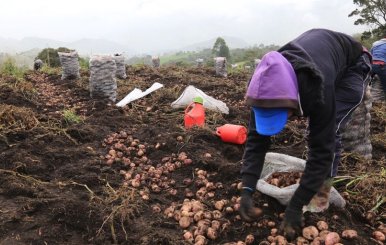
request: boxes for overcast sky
[0,0,368,53]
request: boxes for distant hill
[69,38,129,55]
[0,37,132,56]
[0,48,41,68]
[180,36,249,51]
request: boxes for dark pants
[331,54,372,177]
[372,64,386,93]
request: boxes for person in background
[238,29,371,239]
[34,59,43,71]
[370,34,386,99]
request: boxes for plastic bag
[116,82,164,107]
[256,152,346,212]
[171,85,229,114]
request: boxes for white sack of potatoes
[257,152,346,212]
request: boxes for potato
[184,158,193,165]
[137,149,144,156]
[225,207,234,214]
[372,231,385,242]
[341,229,358,239]
[302,226,319,240]
[194,224,207,237]
[176,136,183,141]
[247,207,263,218]
[245,234,254,244]
[365,211,376,222]
[211,220,221,230]
[267,235,275,242]
[319,230,330,240]
[324,232,340,245]
[206,182,216,191]
[214,200,226,211]
[267,221,276,227]
[279,212,285,220]
[310,237,322,245]
[377,224,386,234]
[191,200,204,212]
[207,227,218,240]
[181,201,192,211]
[274,235,287,245]
[316,221,328,231]
[212,210,222,219]
[204,153,212,158]
[194,235,206,245]
[295,236,308,245]
[151,202,160,211]
[194,210,205,222]
[183,231,193,241]
[233,203,240,211]
[269,178,280,186]
[197,219,211,227]
[258,242,270,245]
[179,216,191,228]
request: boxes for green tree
[212,37,230,60]
[349,0,386,40]
[36,47,72,67]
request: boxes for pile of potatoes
[163,198,258,245]
[266,171,303,188]
[103,131,195,199]
[162,169,242,244]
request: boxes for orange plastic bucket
[216,124,247,144]
[184,100,205,129]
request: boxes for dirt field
[0,65,384,245]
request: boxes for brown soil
[0,65,384,245]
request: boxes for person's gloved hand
[303,178,333,213]
[280,206,303,241]
[239,189,261,222]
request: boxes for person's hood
[372,38,386,48]
[245,51,299,110]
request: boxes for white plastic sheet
[171,85,229,114]
[257,152,346,212]
[116,82,164,107]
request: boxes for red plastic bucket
[184,101,205,129]
[216,124,247,144]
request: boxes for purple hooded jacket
[245,51,299,110]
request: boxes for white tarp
[171,85,229,114]
[116,82,164,107]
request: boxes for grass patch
[63,109,83,125]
